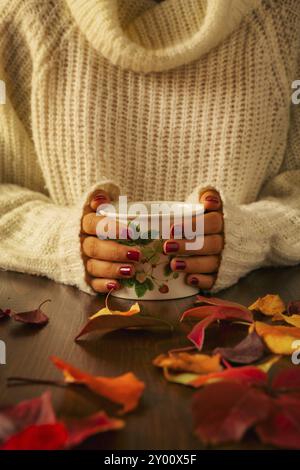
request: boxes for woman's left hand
[163,190,224,290]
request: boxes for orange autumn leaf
[153,352,223,375]
[250,321,300,355]
[272,313,300,328]
[249,295,285,317]
[89,293,140,319]
[51,356,145,414]
[162,356,279,388]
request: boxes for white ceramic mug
[99,200,204,300]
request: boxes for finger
[163,234,224,256]
[82,237,141,262]
[186,273,216,290]
[200,190,222,212]
[170,211,223,237]
[86,259,135,279]
[89,278,121,294]
[170,255,220,274]
[82,213,131,237]
[89,190,111,211]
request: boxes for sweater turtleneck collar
[65,0,260,73]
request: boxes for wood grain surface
[0,265,300,450]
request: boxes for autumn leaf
[182,305,253,351]
[255,394,300,449]
[195,295,251,315]
[0,423,68,450]
[89,303,140,319]
[0,392,55,443]
[251,321,300,355]
[213,331,266,364]
[65,411,124,448]
[271,366,300,392]
[51,356,145,414]
[249,294,285,317]
[76,294,172,340]
[272,313,300,328]
[153,352,222,374]
[12,299,50,326]
[192,382,273,445]
[161,356,279,388]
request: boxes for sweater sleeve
[186,90,300,292]
[0,182,120,295]
[0,2,120,294]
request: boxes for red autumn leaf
[186,315,216,350]
[0,423,68,450]
[0,392,56,443]
[192,382,272,445]
[0,308,12,320]
[271,366,300,392]
[255,394,300,449]
[13,299,50,326]
[65,411,124,448]
[195,295,252,314]
[51,356,145,414]
[213,331,266,364]
[183,306,253,350]
[189,365,268,388]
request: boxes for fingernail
[171,225,182,238]
[107,282,118,290]
[93,194,108,203]
[175,260,186,270]
[165,241,179,253]
[127,250,140,261]
[205,195,219,203]
[120,266,132,276]
[190,277,199,286]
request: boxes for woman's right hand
[81,191,141,294]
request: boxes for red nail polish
[120,266,132,276]
[165,241,179,253]
[205,196,219,203]
[93,194,107,202]
[175,260,186,270]
[107,282,118,290]
[190,277,199,286]
[127,250,140,261]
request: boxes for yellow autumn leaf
[89,302,140,320]
[153,352,222,374]
[249,295,286,316]
[272,313,300,328]
[251,321,300,355]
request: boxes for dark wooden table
[0,265,300,450]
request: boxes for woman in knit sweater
[0,0,299,295]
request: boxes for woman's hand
[163,190,224,290]
[81,190,141,294]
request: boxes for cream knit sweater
[0,0,300,294]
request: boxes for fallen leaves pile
[1,292,300,449]
[153,294,300,448]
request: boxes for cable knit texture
[0,0,300,294]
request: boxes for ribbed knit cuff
[59,180,120,294]
[186,185,268,293]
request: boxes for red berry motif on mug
[159,284,169,294]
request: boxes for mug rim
[100,200,204,220]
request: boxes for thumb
[89,189,111,212]
[200,189,222,212]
